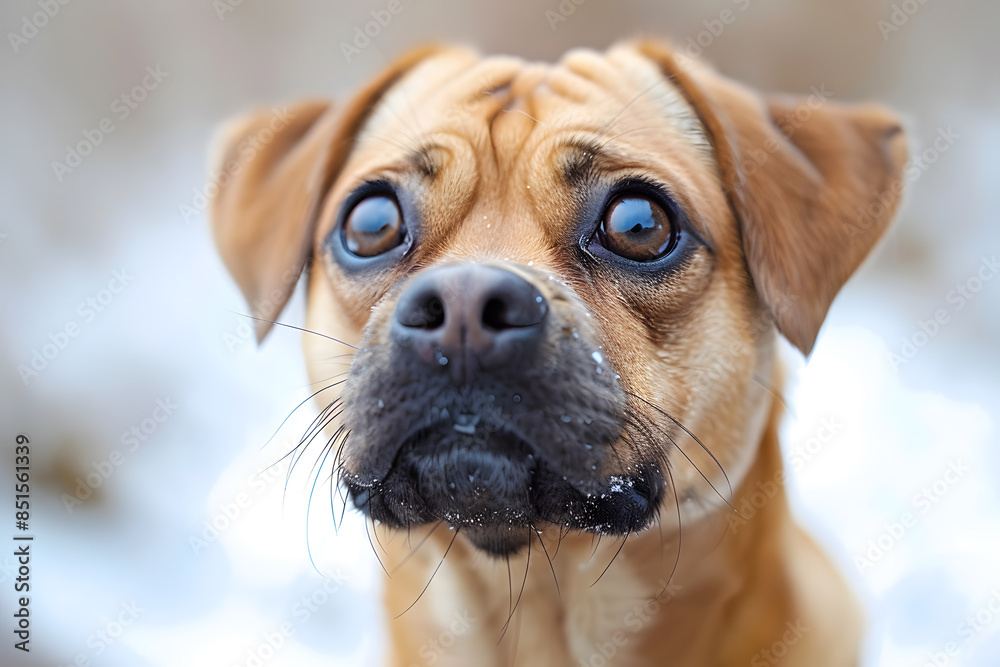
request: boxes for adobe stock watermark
[878,0,932,42]
[232,569,348,667]
[922,589,1000,666]
[685,293,800,387]
[61,397,178,514]
[51,64,170,182]
[577,580,683,667]
[406,610,476,667]
[750,619,809,666]
[730,417,844,534]
[213,0,247,21]
[17,269,135,385]
[739,84,834,177]
[188,439,296,556]
[889,253,997,370]
[340,0,416,63]
[7,0,73,55]
[673,0,753,59]
[56,600,144,667]
[179,106,293,225]
[854,459,968,573]
[222,260,308,352]
[849,125,959,243]
[544,0,588,31]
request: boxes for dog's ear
[209,46,444,343]
[634,41,908,354]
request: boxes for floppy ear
[209,46,444,343]
[634,41,909,354]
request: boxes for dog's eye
[342,195,405,257]
[595,196,676,262]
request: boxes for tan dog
[210,40,906,666]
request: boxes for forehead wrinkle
[406,143,439,178]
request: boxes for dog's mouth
[344,418,664,555]
[331,263,670,555]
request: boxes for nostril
[398,293,446,329]
[482,291,547,331]
[482,298,508,331]
[423,296,445,329]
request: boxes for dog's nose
[392,264,548,380]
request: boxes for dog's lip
[346,410,556,484]
[345,417,542,488]
[344,423,663,525]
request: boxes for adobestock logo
[889,253,996,370]
[56,600,144,667]
[750,619,809,666]
[922,589,1000,666]
[180,107,293,225]
[878,0,933,42]
[17,269,135,385]
[576,580,683,667]
[675,0,753,60]
[51,65,170,182]
[731,417,844,534]
[339,0,416,63]
[849,126,959,245]
[7,0,73,55]
[61,397,178,513]
[854,459,968,573]
[544,0,588,32]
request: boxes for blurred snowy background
[1,0,997,665]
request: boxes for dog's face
[211,42,906,556]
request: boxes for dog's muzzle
[341,262,664,555]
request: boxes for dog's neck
[376,393,856,666]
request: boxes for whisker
[305,429,345,577]
[394,526,460,618]
[505,555,513,618]
[260,381,345,452]
[531,525,560,599]
[329,452,346,536]
[595,125,674,153]
[588,534,603,562]
[365,503,392,578]
[591,530,629,587]
[506,606,523,666]
[302,370,350,387]
[752,374,793,416]
[552,524,567,560]
[626,391,734,504]
[661,427,735,511]
[287,405,344,492]
[306,425,346,482]
[370,513,389,555]
[658,462,683,599]
[390,520,444,575]
[596,79,664,139]
[231,310,357,349]
[503,107,546,125]
[499,528,531,641]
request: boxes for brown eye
[596,195,675,262]
[342,195,405,257]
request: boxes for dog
[209,39,906,666]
